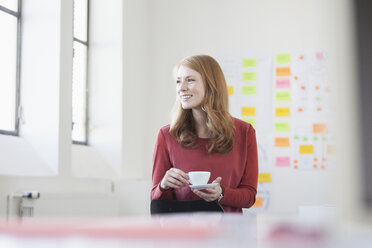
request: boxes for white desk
[0,213,371,248]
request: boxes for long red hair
[169,55,234,154]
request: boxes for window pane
[0,0,18,12]
[73,0,88,42]
[72,41,87,143]
[0,11,17,132]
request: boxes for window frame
[72,0,89,145]
[0,0,22,136]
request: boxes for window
[0,0,21,135]
[72,0,89,144]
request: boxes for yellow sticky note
[275,137,290,147]
[242,85,257,95]
[252,197,263,208]
[275,107,290,117]
[275,122,290,132]
[313,124,327,134]
[228,86,234,95]
[242,107,256,116]
[276,91,291,101]
[276,54,291,64]
[299,145,314,154]
[243,58,257,67]
[276,67,291,76]
[241,118,255,128]
[258,173,271,183]
[242,72,257,81]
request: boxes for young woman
[151,55,258,213]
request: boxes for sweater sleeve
[151,129,174,200]
[220,125,258,208]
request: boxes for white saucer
[189,183,218,190]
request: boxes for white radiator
[7,192,119,220]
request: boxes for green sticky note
[276,54,291,64]
[303,137,308,141]
[294,136,299,140]
[322,136,327,141]
[316,97,321,101]
[242,85,257,95]
[242,72,256,82]
[276,91,291,101]
[243,58,257,67]
[275,122,290,132]
[242,118,256,128]
[314,137,319,141]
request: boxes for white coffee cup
[188,171,211,185]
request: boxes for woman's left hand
[191,177,222,202]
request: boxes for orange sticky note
[313,124,327,134]
[253,197,263,208]
[258,173,271,183]
[299,145,314,154]
[276,67,291,76]
[275,107,290,117]
[241,107,256,116]
[228,86,233,95]
[275,137,290,147]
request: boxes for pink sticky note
[275,156,291,167]
[316,52,324,61]
[276,78,290,88]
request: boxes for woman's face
[176,65,205,110]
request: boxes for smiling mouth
[180,95,192,101]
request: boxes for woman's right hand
[160,168,189,190]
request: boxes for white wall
[141,0,357,215]
[0,0,358,218]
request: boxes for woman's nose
[179,80,188,91]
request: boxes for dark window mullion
[0,5,19,17]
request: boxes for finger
[171,168,190,180]
[165,181,183,189]
[192,189,216,202]
[166,176,186,188]
[212,177,222,184]
[168,169,189,185]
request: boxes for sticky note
[275,137,290,147]
[327,144,335,154]
[276,54,291,64]
[228,86,233,95]
[275,107,290,117]
[275,157,291,167]
[258,173,271,183]
[242,85,257,95]
[242,72,257,81]
[276,78,290,88]
[275,122,290,132]
[299,145,314,154]
[276,91,291,101]
[313,124,327,134]
[243,58,257,67]
[276,67,291,76]
[242,118,256,128]
[252,197,263,208]
[242,107,256,116]
[316,52,324,61]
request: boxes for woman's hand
[160,168,189,190]
[191,177,222,202]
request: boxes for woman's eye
[187,78,195,82]
[176,80,181,84]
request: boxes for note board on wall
[214,52,334,213]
